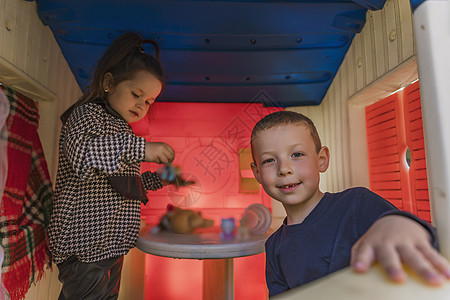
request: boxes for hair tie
[139,39,161,61]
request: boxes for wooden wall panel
[286,0,417,200]
[0,1,81,299]
[0,0,81,176]
[301,0,417,194]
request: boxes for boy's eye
[131,92,139,98]
[292,152,303,158]
[262,158,275,164]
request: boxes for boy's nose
[278,161,293,176]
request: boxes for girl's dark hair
[61,32,164,124]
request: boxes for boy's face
[251,123,329,215]
[104,70,162,124]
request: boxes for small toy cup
[242,203,272,234]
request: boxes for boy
[250,111,450,297]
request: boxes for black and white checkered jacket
[48,101,162,264]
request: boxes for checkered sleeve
[63,104,146,179]
[141,171,163,191]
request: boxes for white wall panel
[413,0,450,260]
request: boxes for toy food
[153,204,214,234]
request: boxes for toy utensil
[160,162,176,181]
[159,163,195,188]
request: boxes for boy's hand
[351,215,450,285]
[144,142,175,164]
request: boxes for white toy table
[136,226,272,300]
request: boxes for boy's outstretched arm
[351,214,450,285]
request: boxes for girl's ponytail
[60,33,164,125]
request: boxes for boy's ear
[250,162,262,184]
[318,146,330,173]
[102,72,114,90]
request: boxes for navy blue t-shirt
[265,187,436,297]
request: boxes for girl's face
[105,70,163,123]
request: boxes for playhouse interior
[1,0,450,299]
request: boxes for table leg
[224,258,234,299]
[203,258,234,300]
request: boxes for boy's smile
[251,123,329,224]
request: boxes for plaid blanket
[0,86,53,300]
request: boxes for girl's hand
[351,215,450,285]
[144,142,175,164]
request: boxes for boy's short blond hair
[251,110,322,153]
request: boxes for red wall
[131,102,282,299]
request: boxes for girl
[48,33,175,299]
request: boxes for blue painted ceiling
[35,0,386,107]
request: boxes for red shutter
[365,81,431,223]
[366,93,410,210]
[403,81,431,222]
